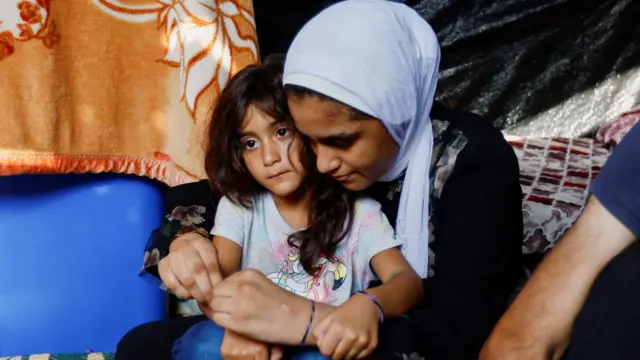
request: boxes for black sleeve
[418,116,524,359]
[138,179,220,288]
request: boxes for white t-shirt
[212,193,402,306]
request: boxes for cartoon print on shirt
[266,250,347,302]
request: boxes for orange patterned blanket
[0,0,258,186]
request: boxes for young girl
[171,55,423,360]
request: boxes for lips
[267,170,291,179]
[334,173,352,182]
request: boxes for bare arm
[298,248,423,346]
[194,235,241,311]
[481,196,636,360]
[212,235,242,277]
[205,257,421,348]
[367,248,423,317]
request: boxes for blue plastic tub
[0,174,168,356]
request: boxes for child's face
[240,105,307,198]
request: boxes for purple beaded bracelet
[300,300,316,346]
[358,291,385,324]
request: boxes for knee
[173,320,224,360]
[117,321,155,348]
[116,321,161,359]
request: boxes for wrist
[176,225,210,239]
[283,295,313,345]
[169,229,207,252]
[299,300,315,346]
[356,291,384,324]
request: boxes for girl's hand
[220,329,283,360]
[158,232,223,303]
[312,293,380,359]
[207,269,311,345]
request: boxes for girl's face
[240,105,307,198]
[287,95,399,191]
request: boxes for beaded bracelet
[300,300,316,346]
[357,290,385,324]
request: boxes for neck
[271,186,313,228]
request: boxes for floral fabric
[0,0,258,186]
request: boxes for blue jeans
[173,319,329,360]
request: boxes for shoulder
[593,122,640,186]
[431,101,517,164]
[353,196,383,216]
[351,196,392,230]
[431,102,518,179]
[216,194,261,218]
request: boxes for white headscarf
[283,0,440,278]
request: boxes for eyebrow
[241,120,291,138]
[240,129,256,138]
[317,131,360,144]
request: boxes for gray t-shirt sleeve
[211,196,246,247]
[355,200,404,270]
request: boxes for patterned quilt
[509,106,640,254]
[0,354,113,360]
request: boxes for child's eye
[244,139,259,150]
[275,128,291,138]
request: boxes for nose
[315,146,341,174]
[262,140,280,167]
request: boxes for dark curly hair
[204,54,355,275]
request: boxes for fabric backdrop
[0,0,258,185]
[254,0,640,137]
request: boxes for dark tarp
[253,0,640,136]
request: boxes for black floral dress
[128,102,523,360]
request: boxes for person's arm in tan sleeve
[481,196,636,360]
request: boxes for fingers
[345,340,362,360]
[356,346,376,360]
[311,316,330,343]
[172,250,207,303]
[211,312,233,330]
[160,233,224,304]
[316,320,375,360]
[317,323,342,358]
[212,312,249,336]
[192,238,223,286]
[199,303,214,319]
[210,296,235,315]
[181,244,216,303]
[331,334,354,360]
[256,347,269,360]
[356,331,377,359]
[270,346,283,360]
[345,333,369,360]
[211,275,243,298]
[158,258,190,299]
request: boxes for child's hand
[312,293,380,359]
[221,329,282,360]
